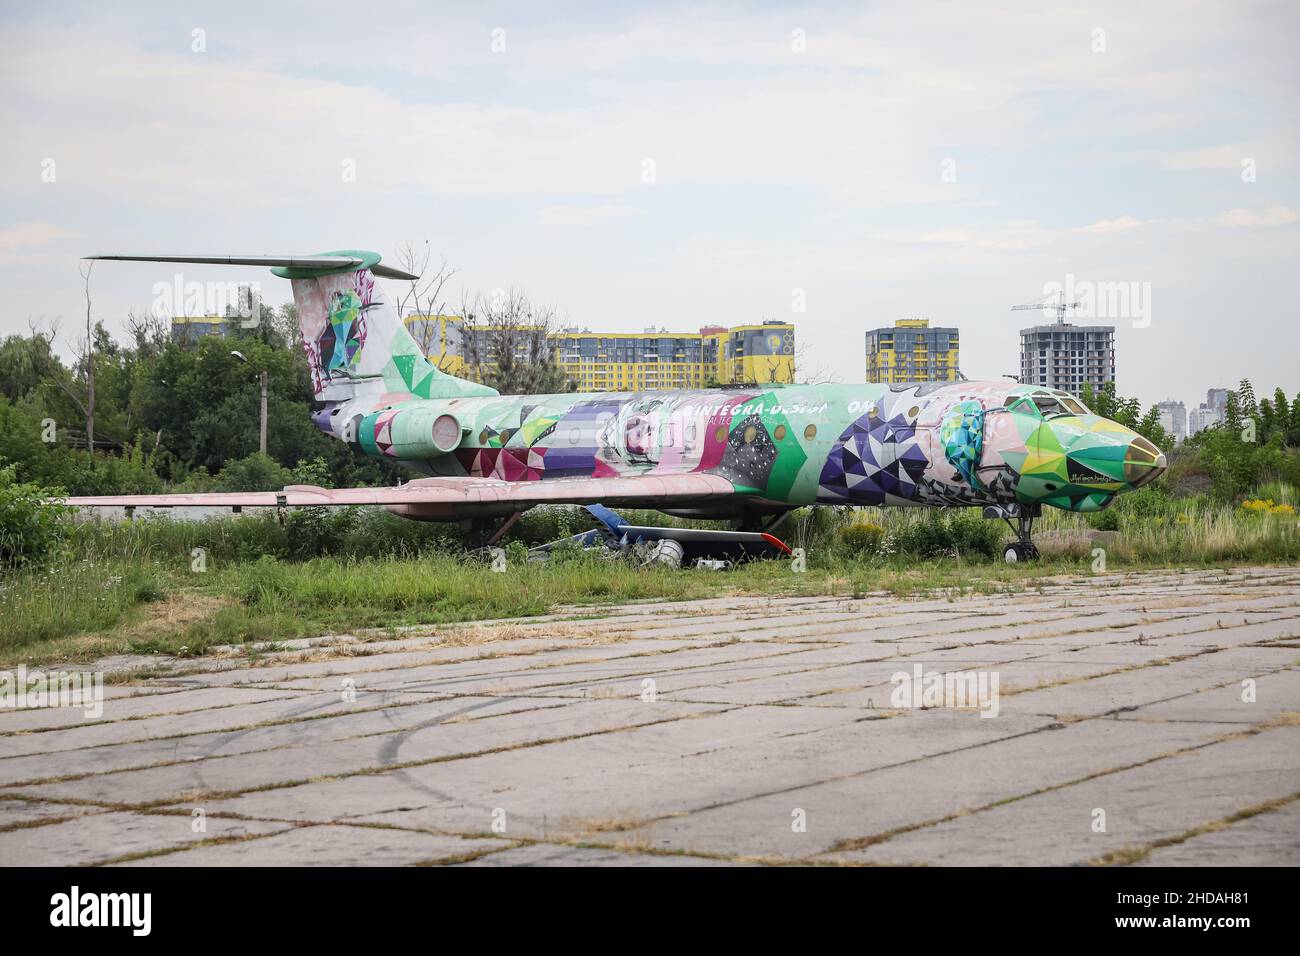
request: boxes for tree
[1237,378,1257,418]
[1224,390,1241,434]
[458,288,572,395]
[0,327,66,404]
[268,303,301,351]
[392,242,456,358]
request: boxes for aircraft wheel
[1003,543,1039,563]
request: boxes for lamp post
[231,351,268,455]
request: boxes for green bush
[890,509,1002,559]
[282,506,360,560]
[0,465,71,570]
[504,540,530,565]
[1088,508,1121,531]
[512,506,585,545]
[213,452,293,492]
[839,521,885,555]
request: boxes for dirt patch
[117,592,232,643]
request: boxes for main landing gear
[983,503,1041,563]
[735,510,794,534]
[461,513,522,553]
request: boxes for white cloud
[1078,215,1150,234]
[0,1,1296,408]
[10,2,1292,212]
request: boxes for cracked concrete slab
[1133,799,1300,866]
[113,823,510,866]
[2,567,1297,866]
[0,810,289,866]
[838,727,1300,866]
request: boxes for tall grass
[6,483,1297,664]
[147,552,719,655]
[0,561,166,656]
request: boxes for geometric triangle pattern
[372,408,400,456]
[818,411,929,505]
[324,289,367,375]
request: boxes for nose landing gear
[1002,540,1039,562]
[983,503,1042,563]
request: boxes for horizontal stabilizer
[84,253,419,281]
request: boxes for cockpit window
[1031,395,1071,417]
[1060,397,1089,415]
[1025,394,1090,418]
[1006,393,1089,417]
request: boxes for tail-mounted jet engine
[358,408,466,459]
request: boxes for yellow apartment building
[864,318,960,384]
[404,316,797,391]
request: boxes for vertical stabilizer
[289,267,497,402]
[85,250,499,402]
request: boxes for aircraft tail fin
[84,250,498,402]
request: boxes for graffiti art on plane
[71,251,1166,561]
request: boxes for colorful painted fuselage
[265,265,1160,518]
[321,379,1163,516]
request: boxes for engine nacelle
[358,408,466,459]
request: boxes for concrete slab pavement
[2,567,1297,866]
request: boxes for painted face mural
[625,413,654,457]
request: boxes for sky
[1,0,1297,409]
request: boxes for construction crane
[1011,290,1080,325]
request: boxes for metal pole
[259,369,268,455]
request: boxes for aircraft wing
[61,473,740,519]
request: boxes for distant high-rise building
[1018,321,1115,393]
[1156,400,1187,443]
[1188,405,1218,436]
[1188,387,1233,436]
[1205,388,1230,416]
[864,318,960,384]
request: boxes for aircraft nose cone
[1124,434,1166,488]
